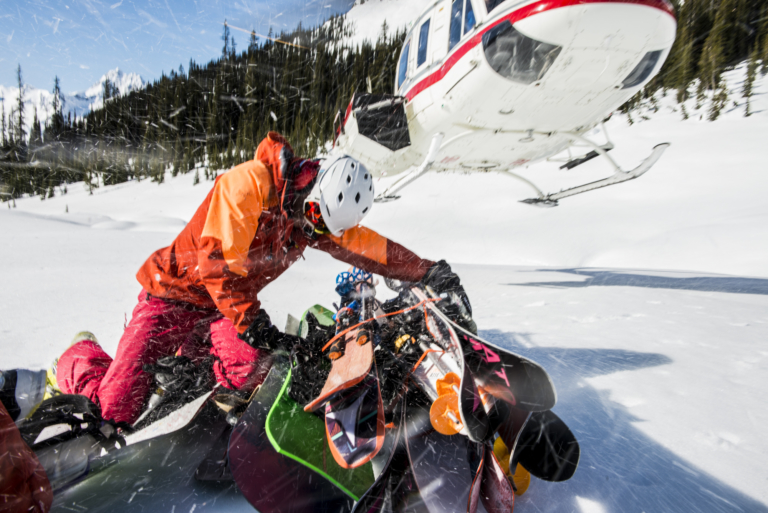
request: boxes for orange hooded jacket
[136,132,434,334]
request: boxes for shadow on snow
[508,268,768,296]
[480,329,767,513]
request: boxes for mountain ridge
[0,68,145,136]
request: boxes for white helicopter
[333,0,677,205]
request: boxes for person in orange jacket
[55,132,470,425]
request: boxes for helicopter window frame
[417,18,431,68]
[448,0,463,51]
[397,39,411,90]
[463,0,476,35]
[449,0,478,52]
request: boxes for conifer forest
[1,0,767,201]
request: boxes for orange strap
[410,348,445,373]
[321,298,440,353]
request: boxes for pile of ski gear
[0,265,578,512]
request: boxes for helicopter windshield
[485,0,506,14]
[482,21,562,85]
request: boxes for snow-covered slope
[2,54,768,513]
[0,68,144,134]
[338,0,434,46]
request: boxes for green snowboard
[265,305,374,500]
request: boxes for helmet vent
[338,192,344,203]
[346,175,351,184]
[369,185,372,191]
[363,207,369,214]
[355,192,361,203]
[364,174,368,179]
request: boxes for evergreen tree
[222,20,231,58]
[15,65,26,146]
[708,76,729,121]
[743,46,759,116]
[249,30,259,54]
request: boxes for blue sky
[0,0,355,93]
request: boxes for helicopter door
[430,2,448,64]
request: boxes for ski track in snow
[2,60,768,513]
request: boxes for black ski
[512,409,580,482]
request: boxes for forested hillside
[1,0,767,201]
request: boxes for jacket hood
[255,132,294,192]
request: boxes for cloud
[7,30,13,43]
[80,64,89,69]
[110,0,122,8]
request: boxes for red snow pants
[57,291,272,424]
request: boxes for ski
[412,286,557,412]
[512,409,580,482]
[403,392,490,513]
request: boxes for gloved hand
[421,260,476,333]
[421,260,473,316]
[239,309,302,352]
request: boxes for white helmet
[307,155,374,236]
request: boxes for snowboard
[351,404,423,513]
[402,393,490,513]
[512,409,580,482]
[47,397,237,512]
[325,368,386,469]
[305,325,374,413]
[412,286,557,412]
[229,357,375,513]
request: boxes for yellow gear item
[493,435,531,495]
[512,462,531,495]
[493,436,512,475]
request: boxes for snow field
[1,65,767,511]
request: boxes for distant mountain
[0,69,144,137]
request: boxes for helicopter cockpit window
[449,0,462,50]
[417,19,431,67]
[398,40,411,89]
[484,0,505,13]
[482,21,562,85]
[621,50,662,89]
[464,0,476,34]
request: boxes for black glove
[422,260,473,317]
[143,355,214,397]
[304,311,336,351]
[239,309,302,351]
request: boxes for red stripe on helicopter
[403,0,675,102]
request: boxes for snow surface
[0,69,145,134]
[2,66,768,512]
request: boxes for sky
[0,0,356,93]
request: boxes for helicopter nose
[514,0,677,90]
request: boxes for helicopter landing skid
[520,142,670,206]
